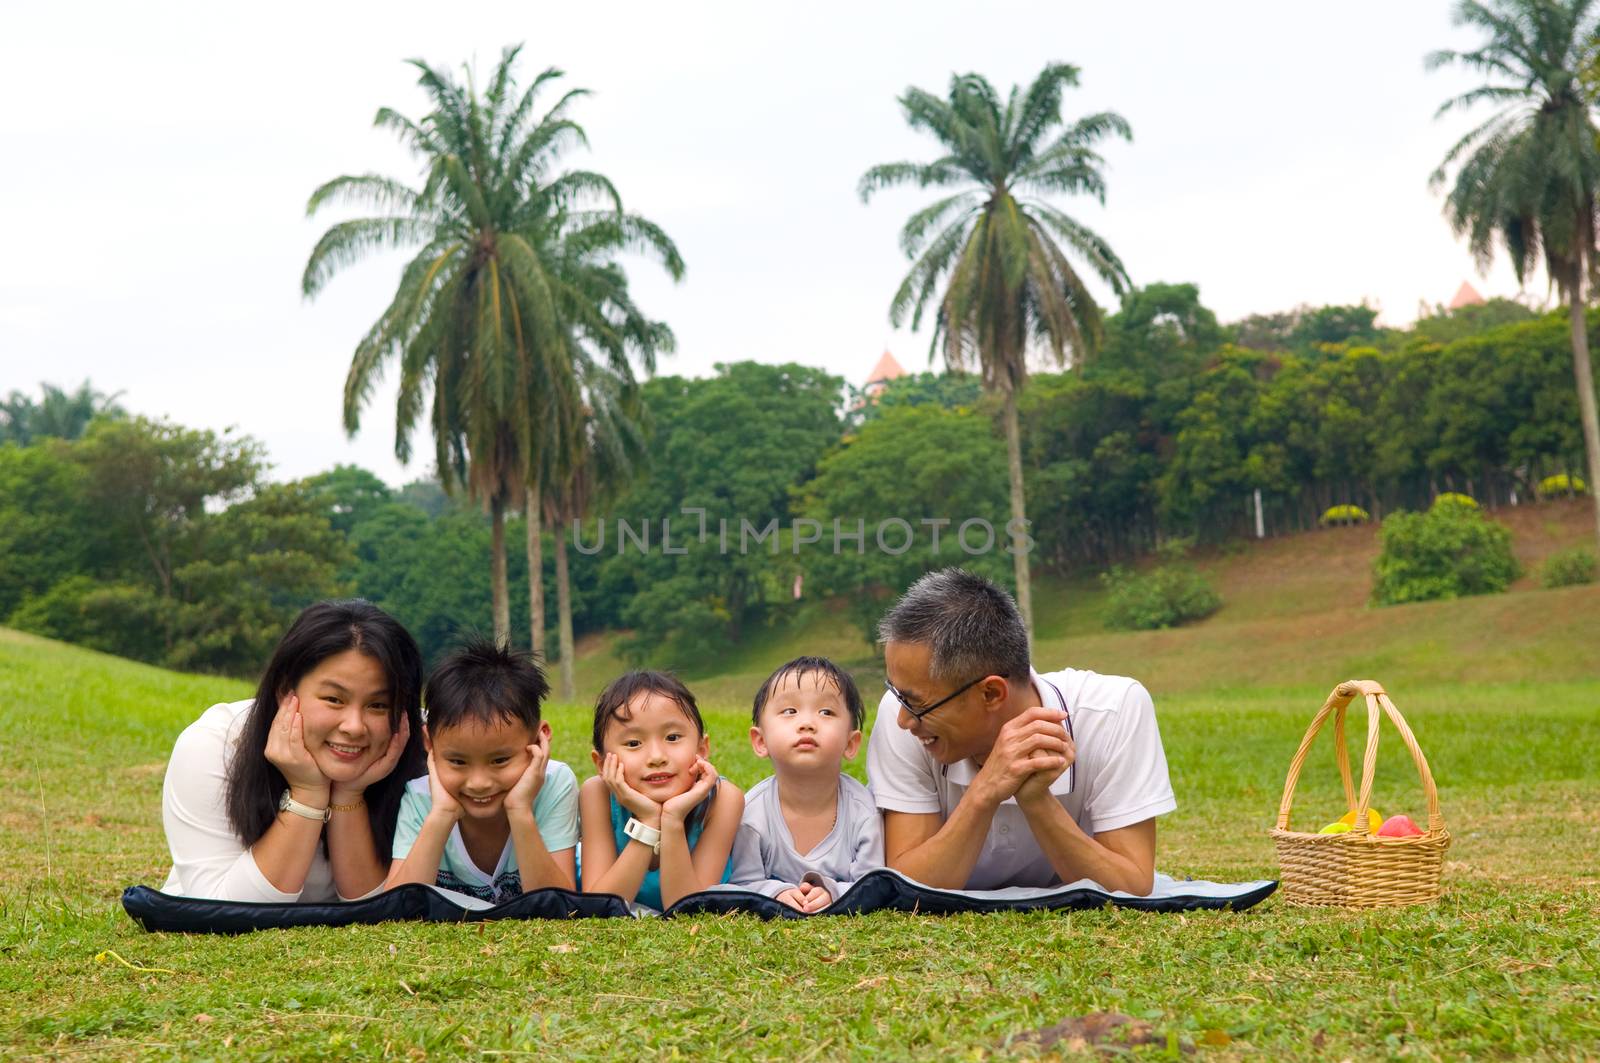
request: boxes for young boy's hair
[751,656,864,730]
[424,637,550,733]
[591,670,704,752]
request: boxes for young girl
[579,671,743,910]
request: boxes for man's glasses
[884,674,988,721]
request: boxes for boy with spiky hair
[385,638,578,902]
[730,656,884,912]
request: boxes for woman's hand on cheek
[426,751,464,822]
[602,753,660,824]
[335,713,411,803]
[264,694,330,799]
[661,757,718,826]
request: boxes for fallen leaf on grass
[1006,1011,1192,1055]
[1199,1029,1231,1046]
[1312,1030,1326,1049]
[193,1014,213,1025]
[548,943,576,953]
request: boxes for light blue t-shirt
[392,760,579,904]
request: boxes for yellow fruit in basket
[1317,821,1352,834]
[1336,808,1383,833]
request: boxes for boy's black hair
[751,656,864,730]
[591,670,704,751]
[424,637,549,734]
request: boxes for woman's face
[291,649,396,784]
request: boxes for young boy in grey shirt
[730,656,884,912]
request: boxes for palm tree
[860,65,1132,644]
[1,381,125,444]
[528,213,674,697]
[1429,0,1600,553]
[303,46,680,644]
[543,357,652,699]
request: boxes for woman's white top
[160,699,343,903]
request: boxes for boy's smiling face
[426,717,545,819]
[750,670,861,772]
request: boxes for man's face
[883,641,1002,764]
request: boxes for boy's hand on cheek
[505,740,549,813]
[662,757,719,825]
[426,751,463,822]
[602,753,661,824]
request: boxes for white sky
[0,1,1538,486]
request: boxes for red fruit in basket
[1377,814,1423,838]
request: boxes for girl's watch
[278,790,332,823]
[623,817,662,853]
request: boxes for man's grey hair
[876,568,1031,682]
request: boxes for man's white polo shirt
[866,667,1176,889]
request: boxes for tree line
[4,288,1593,676]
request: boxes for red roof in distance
[866,349,907,386]
[1448,281,1485,310]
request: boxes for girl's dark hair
[752,655,864,729]
[591,670,704,752]
[224,599,426,854]
[424,637,549,734]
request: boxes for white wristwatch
[622,816,662,853]
[278,790,331,823]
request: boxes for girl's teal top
[607,791,732,910]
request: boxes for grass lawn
[1,606,1597,1058]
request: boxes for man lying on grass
[869,568,1175,895]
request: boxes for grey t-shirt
[729,774,884,900]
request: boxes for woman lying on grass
[160,599,426,902]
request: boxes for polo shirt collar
[941,669,1072,796]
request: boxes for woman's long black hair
[223,599,426,855]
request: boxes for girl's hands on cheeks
[264,694,329,800]
[602,752,661,825]
[426,751,464,822]
[504,735,550,813]
[333,713,411,804]
[661,757,719,826]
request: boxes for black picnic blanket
[122,869,1275,933]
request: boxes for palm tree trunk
[526,482,545,661]
[1002,389,1034,649]
[490,495,510,647]
[553,515,576,701]
[1566,274,1600,554]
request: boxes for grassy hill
[576,497,1600,708]
[0,501,1596,1058]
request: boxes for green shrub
[1541,547,1597,588]
[8,576,173,662]
[1372,496,1519,605]
[1320,504,1371,526]
[1101,562,1222,630]
[1537,473,1588,498]
[1433,491,1478,510]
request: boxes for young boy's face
[426,716,548,820]
[750,671,861,771]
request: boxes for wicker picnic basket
[1271,679,1450,908]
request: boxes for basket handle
[1274,679,1446,836]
